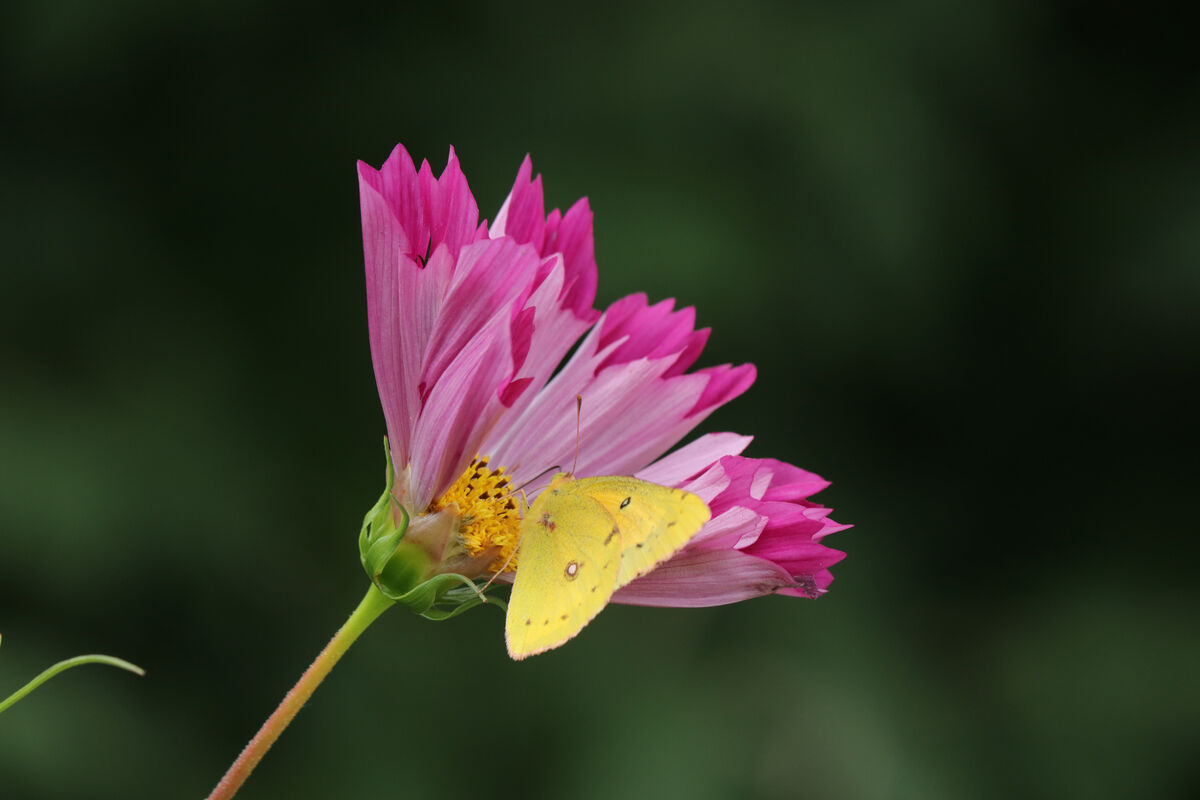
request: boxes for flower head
[357,144,846,641]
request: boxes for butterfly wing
[505,486,623,660]
[563,476,710,589]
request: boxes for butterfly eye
[619,497,631,509]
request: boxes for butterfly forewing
[505,490,623,660]
[563,477,711,589]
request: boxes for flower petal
[634,432,752,486]
[419,146,481,257]
[488,296,755,483]
[544,198,598,319]
[491,155,545,248]
[611,549,801,608]
[407,314,518,510]
[419,238,542,391]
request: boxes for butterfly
[504,473,710,660]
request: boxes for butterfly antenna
[571,394,583,476]
[515,465,559,492]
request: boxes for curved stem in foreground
[0,645,144,716]
[206,585,394,800]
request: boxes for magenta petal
[544,197,597,318]
[420,147,481,258]
[611,549,800,608]
[508,305,536,382]
[596,295,700,373]
[492,155,546,249]
[744,534,846,575]
[754,458,832,501]
[687,363,757,418]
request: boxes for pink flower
[357,144,846,607]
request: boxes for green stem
[205,585,394,800]
[0,649,144,715]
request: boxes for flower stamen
[431,456,522,572]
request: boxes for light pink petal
[564,359,712,479]
[407,316,516,510]
[635,432,752,486]
[482,318,617,479]
[687,505,767,549]
[394,242,455,397]
[360,167,421,467]
[490,297,754,482]
[481,257,598,448]
[358,146,424,258]
[611,549,801,608]
[419,238,542,390]
[488,354,699,484]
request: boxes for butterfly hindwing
[559,476,711,589]
[505,483,623,660]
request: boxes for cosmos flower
[357,144,846,609]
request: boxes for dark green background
[2,1,1196,798]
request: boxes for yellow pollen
[431,455,522,572]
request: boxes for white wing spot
[564,560,580,580]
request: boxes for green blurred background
[2,1,1197,798]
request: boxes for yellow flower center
[431,456,522,572]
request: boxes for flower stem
[0,648,144,716]
[205,584,394,800]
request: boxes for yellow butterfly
[505,473,710,660]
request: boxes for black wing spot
[560,613,569,621]
[543,619,550,626]
[525,618,532,626]
[591,585,598,592]
[667,521,677,527]
[619,496,632,509]
[605,526,619,545]
[636,542,644,548]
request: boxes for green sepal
[421,583,507,620]
[355,438,502,620]
[384,572,489,620]
[358,437,402,564]
[357,438,428,598]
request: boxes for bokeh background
[2,1,1197,798]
